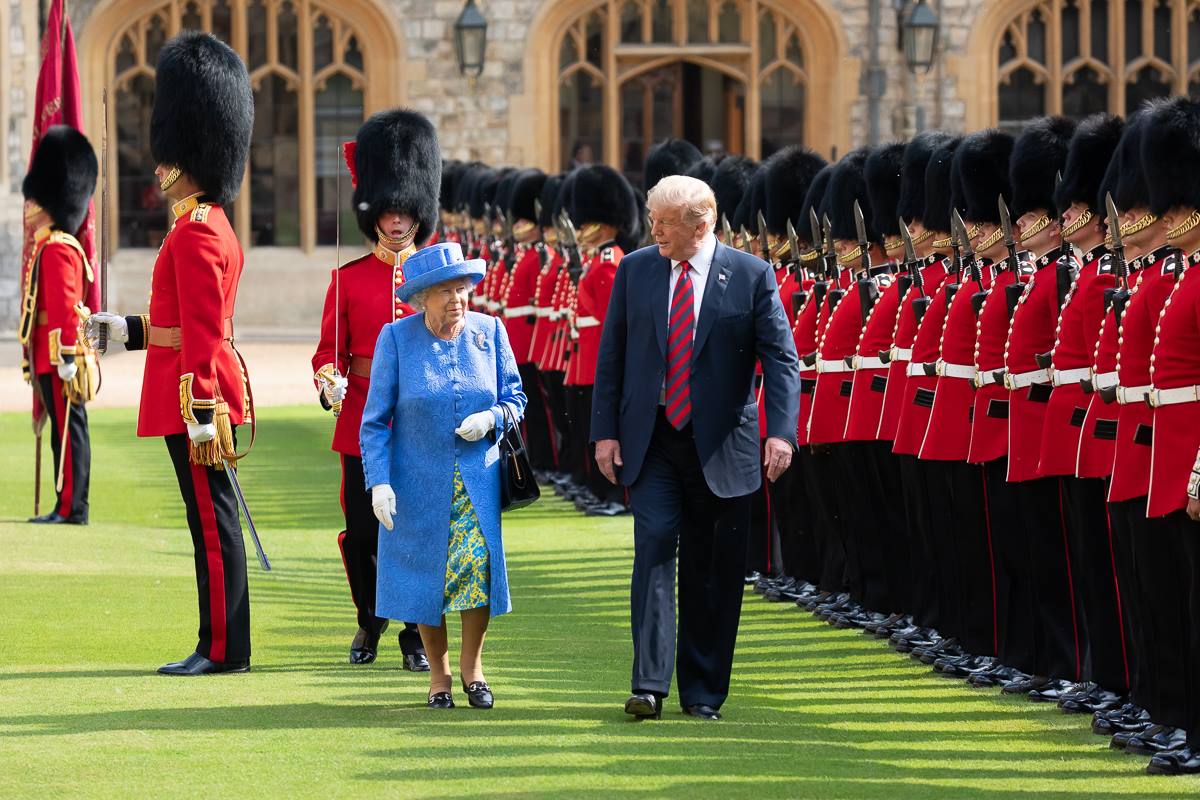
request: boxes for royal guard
[1141,95,1200,775]
[310,110,437,670]
[875,132,953,647]
[1036,114,1128,716]
[917,131,1010,676]
[19,126,97,525]
[439,160,467,245]
[808,148,889,628]
[564,165,639,516]
[710,156,759,231]
[544,171,581,499]
[528,175,569,482]
[1103,104,1192,758]
[644,138,703,194]
[86,32,254,675]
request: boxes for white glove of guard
[455,410,495,442]
[85,311,129,348]
[57,360,78,382]
[372,484,397,531]
[321,373,348,406]
[188,422,217,444]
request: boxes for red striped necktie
[665,261,695,429]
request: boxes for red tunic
[1077,303,1122,479]
[920,264,995,461]
[501,244,540,365]
[844,271,901,441]
[25,228,89,375]
[1109,249,1180,503]
[568,243,621,387]
[129,196,248,437]
[967,267,1018,464]
[1003,252,1079,480]
[792,277,819,447]
[808,282,863,445]
[1148,250,1200,516]
[1038,248,1113,476]
[529,249,564,366]
[312,244,415,456]
[893,276,955,457]
[879,256,951,441]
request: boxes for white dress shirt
[668,233,717,330]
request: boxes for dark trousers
[37,373,90,520]
[166,433,250,663]
[1062,477,1128,692]
[831,443,890,612]
[1125,500,1190,729]
[775,459,818,584]
[898,455,939,629]
[1014,476,1081,681]
[924,460,995,656]
[984,459,1034,672]
[517,363,558,471]
[628,410,751,709]
[1108,496,1151,711]
[862,440,911,614]
[569,384,623,503]
[541,370,571,473]
[340,456,422,653]
[746,454,773,576]
[1169,509,1200,747]
[800,444,846,593]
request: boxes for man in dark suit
[591,174,801,720]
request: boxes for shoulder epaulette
[191,203,213,223]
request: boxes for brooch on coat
[474,330,489,351]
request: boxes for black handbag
[497,404,540,512]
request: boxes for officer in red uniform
[987,118,1082,701]
[311,110,436,670]
[1038,114,1128,716]
[1141,96,1200,776]
[87,33,254,675]
[564,165,639,516]
[889,137,961,653]
[19,126,97,525]
[758,146,826,602]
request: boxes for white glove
[188,422,217,444]
[455,410,495,442]
[57,360,78,382]
[321,373,348,406]
[371,484,396,531]
[85,311,128,347]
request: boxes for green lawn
[0,406,1195,798]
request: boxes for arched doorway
[528,0,853,175]
[79,0,403,253]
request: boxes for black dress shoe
[1027,678,1074,703]
[158,651,249,676]
[349,626,383,665]
[28,511,87,525]
[402,652,431,672]
[744,571,762,586]
[1000,674,1050,695]
[1126,726,1187,756]
[624,693,662,720]
[584,501,628,517]
[462,680,494,709]
[683,704,721,721]
[1093,707,1152,736]
[967,665,1025,688]
[427,691,455,709]
[1111,723,1160,750]
[1148,744,1200,775]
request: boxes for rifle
[785,219,807,316]
[901,219,931,323]
[999,196,1025,317]
[1105,192,1131,322]
[809,209,830,310]
[853,200,878,323]
[952,209,986,305]
[823,214,845,310]
[558,211,585,284]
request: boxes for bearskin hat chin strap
[376,220,418,250]
[159,166,182,192]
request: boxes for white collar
[671,234,717,276]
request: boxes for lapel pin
[718,272,728,284]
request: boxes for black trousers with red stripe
[1167,509,1200,747]
[541,370,572,474]
[774,459,818,583]
[1061,477,1129,693]
[166,433,250,663]
[1108,497,1153,712]
[340,455,422,653]
[37,373,90,520]
[517,363,558,472]
[800,444,846,593]
[897,455,940,630]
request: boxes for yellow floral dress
[444,465,491,613]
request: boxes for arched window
[539,0,846,186]
[974,0,1200,131]
[100,0,382,251]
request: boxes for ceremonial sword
[223,458,271,571]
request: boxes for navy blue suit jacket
[590,242,801,498]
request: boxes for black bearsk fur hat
[865,142,906,238]
[23,126,97,235]
[953,129,1014,225]
[764,146,827,236]
[644,138,703,193]
[1141,97,1200,215]
[1113,109,1151,212]
[898,131,952,225]
[151,32,253,206]
[352,108,441,243]
[1054,113,1123,216]
[822,147,877,243]
[509,169,547,222]
[568,164,641,245]
[538,173,564,228]
[1009,116,1076,218]
[732,167,767,232]
[923,137,961,234]
[711,156,758,223]
[800,165,833,239]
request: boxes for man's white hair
[647,174,717,228]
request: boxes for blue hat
[396,242,486,303]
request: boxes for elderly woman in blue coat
[361,242,526,710]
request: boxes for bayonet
[853,199,871,275]
[952,208,983,292]
[823,214,844,309]
[739,225,753,254]
[757,210,771,262]
[1106,192,1129,290]
[786,219,801,273]
[721,214,733,246]
[809,209,823,259]
[998,195,1020,275]
[901,219,930,322]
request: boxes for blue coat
[360,311,527,626]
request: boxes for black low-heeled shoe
[462,680,494,709]
[427,691,455,709]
